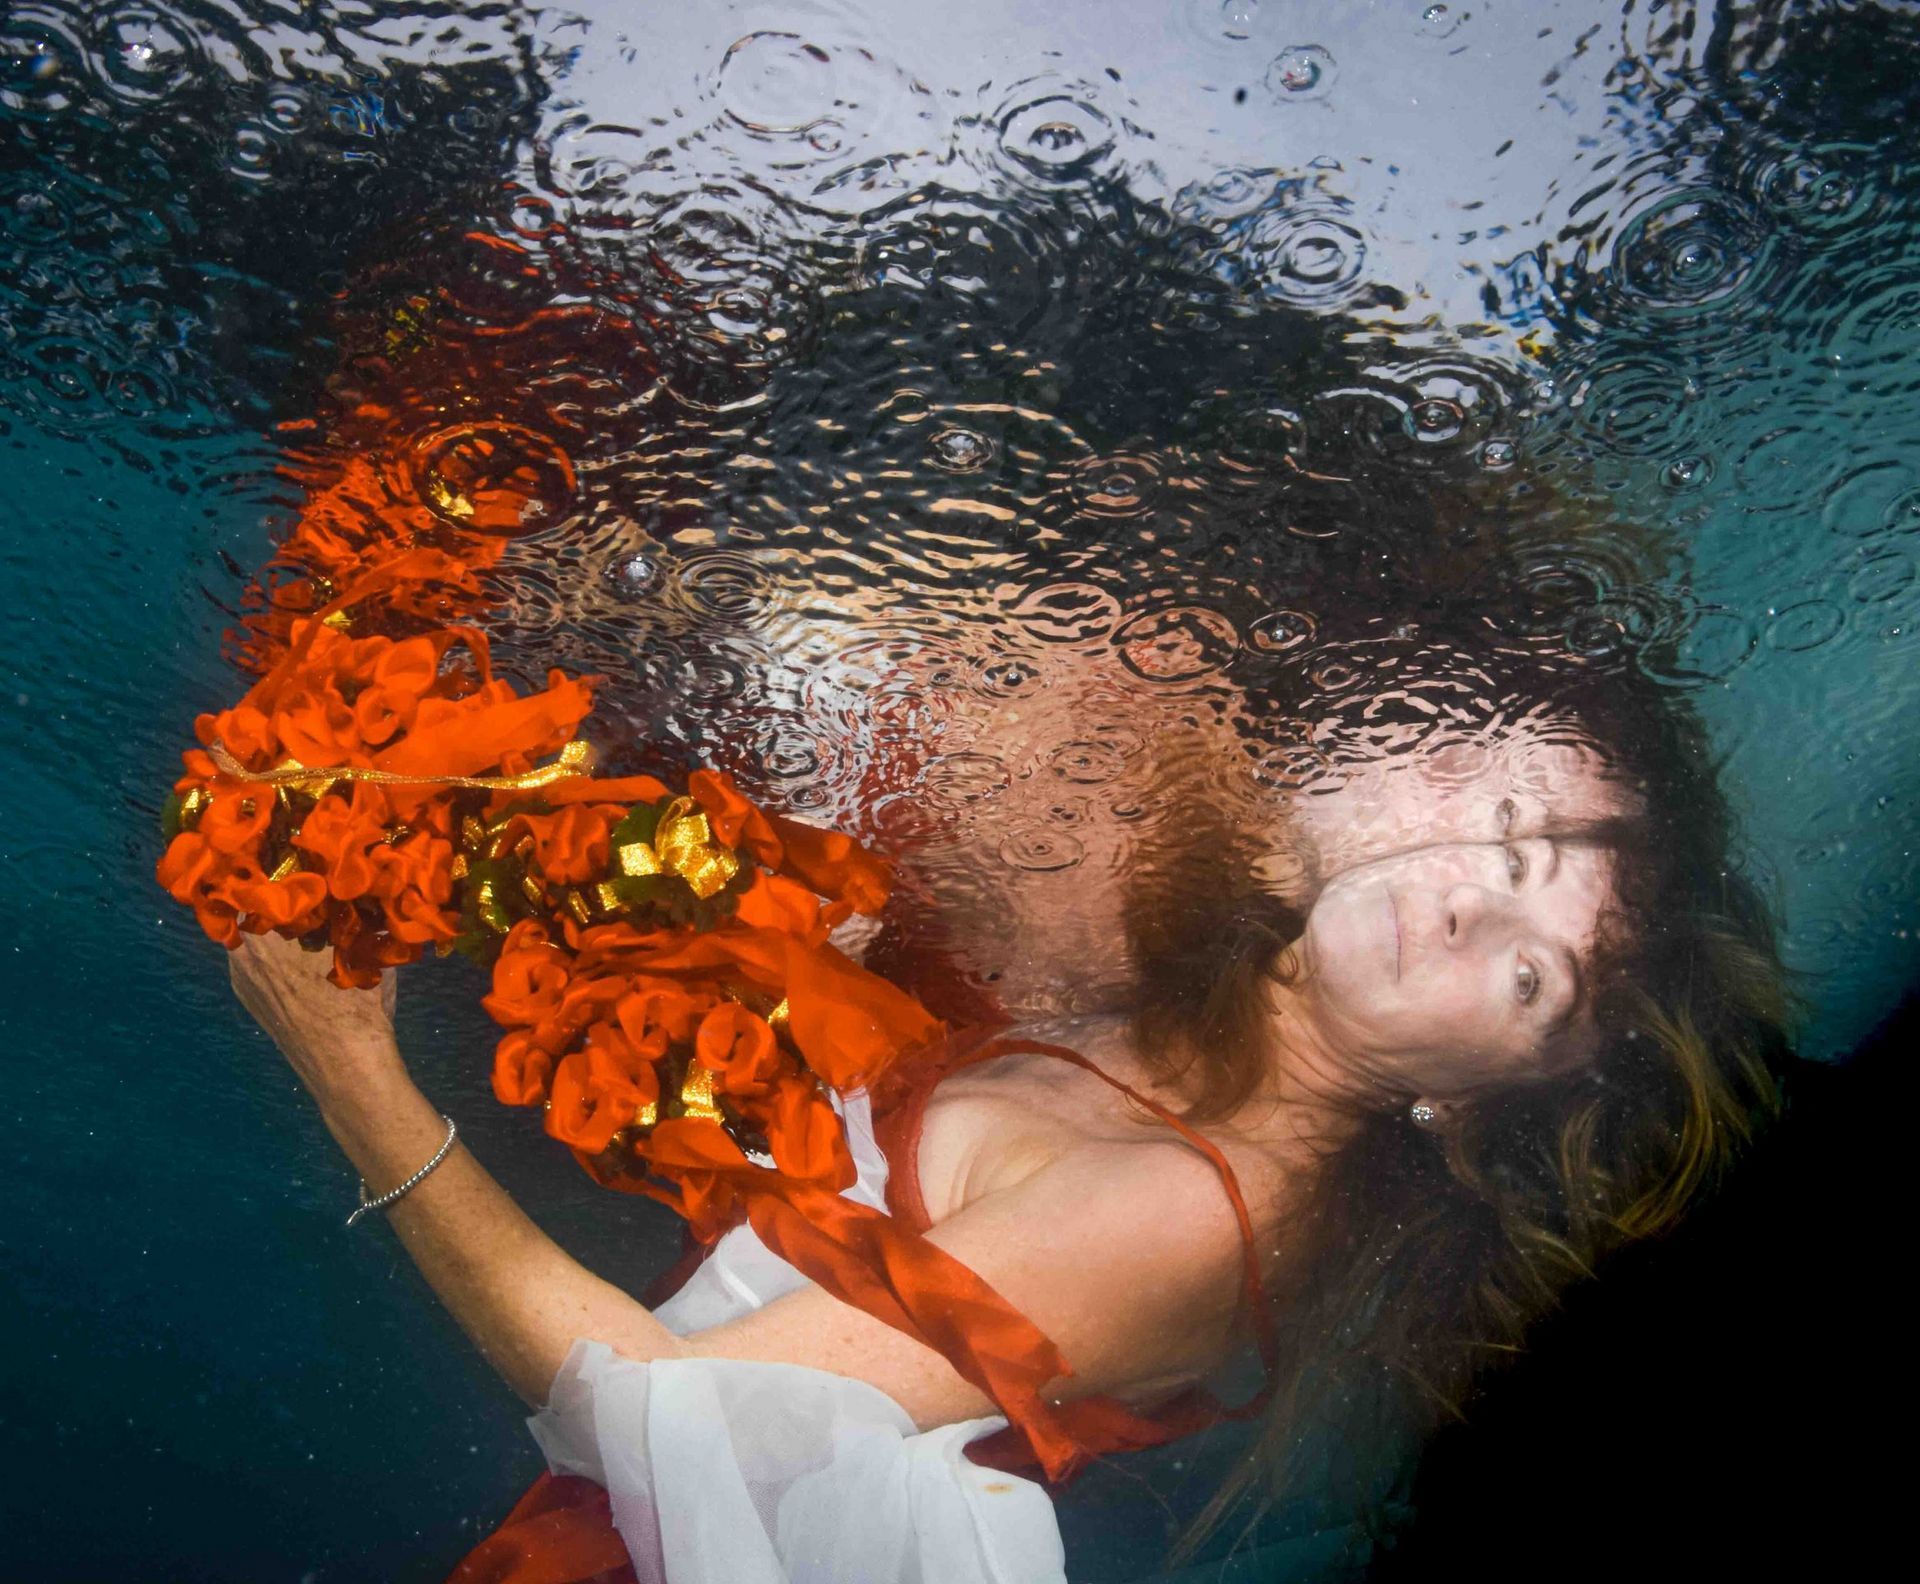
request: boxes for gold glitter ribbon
[608,796,741,901]
[207,738,596,797]
[651,797,741,900]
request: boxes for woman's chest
[905,1043,1248,1228]
[909,1059,1086,1225]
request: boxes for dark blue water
[6,2,1919,1578]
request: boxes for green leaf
[606,872,677,908]
[609,801,663,849]
[461,856,522,934]
[448,930,501,966]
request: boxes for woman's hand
[228,930,403,1104]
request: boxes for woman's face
[1289,837,1617,1093]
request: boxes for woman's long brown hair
[1124,637,1795,1562]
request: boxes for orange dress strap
[871,1032,1278,1479]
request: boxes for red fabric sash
[445,1474,635,1584]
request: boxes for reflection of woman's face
[1292,838,1616,1090]
[856,638,1642,1024]
[1271,720,1642,891]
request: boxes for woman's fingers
[224,931,402,1093]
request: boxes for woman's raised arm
[229,930,1248,1426]
[230,929,693,1404]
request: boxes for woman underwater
[224,615,1793,1584]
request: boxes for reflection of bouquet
[157,570,938,1228]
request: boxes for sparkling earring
[1409,1100,1439,1128]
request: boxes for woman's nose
[1442,882,1500,946]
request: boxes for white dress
[525,1092,1070,1584]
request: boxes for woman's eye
[1504,844,1527,885]
[1516,959,1541,1005]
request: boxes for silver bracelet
[346,1114,458,1229]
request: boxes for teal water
[6,2,1919,1578]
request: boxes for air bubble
[1047,740,1130,785]
[1220,1,1261,42]
[1664,453,1716,490]
[1068,453,1162,518]
[1266,45,1334,100]
[96,9,197,102]
[977,659,1036,697]
[1248,609,1317,652]
[1406,398,1464,443]
[607,554,661,598]
[929,427,995,472]
[998,93,1115,180]
[1,21,78,114]
[1755,148,1870,232]
[413,424,576,534]
[1615,189,1774,314]
[1237,204,1368,308]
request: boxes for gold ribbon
[655,798,742,899]
[676,1062,725,1123]
[207,738,596,797]
[611,796,741,901]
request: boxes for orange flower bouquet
[157,556,938,1225]
[155,284,1112,1494]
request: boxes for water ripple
[1612,188,1780,316]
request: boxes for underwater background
[4,1,1916,1577]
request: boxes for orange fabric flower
[484,921,573,1026]
[546,1026,659,1155]
[766,813,893,918]
[732,872,827,941]
[694,1003,784,1099]
[493,1031,556,1108]
[612,982,703,1062]
[495,804,619,887]
[782,938,943,1091]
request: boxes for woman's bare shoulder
[913,1031,1277,1247]
[911,1049,1089,1226]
